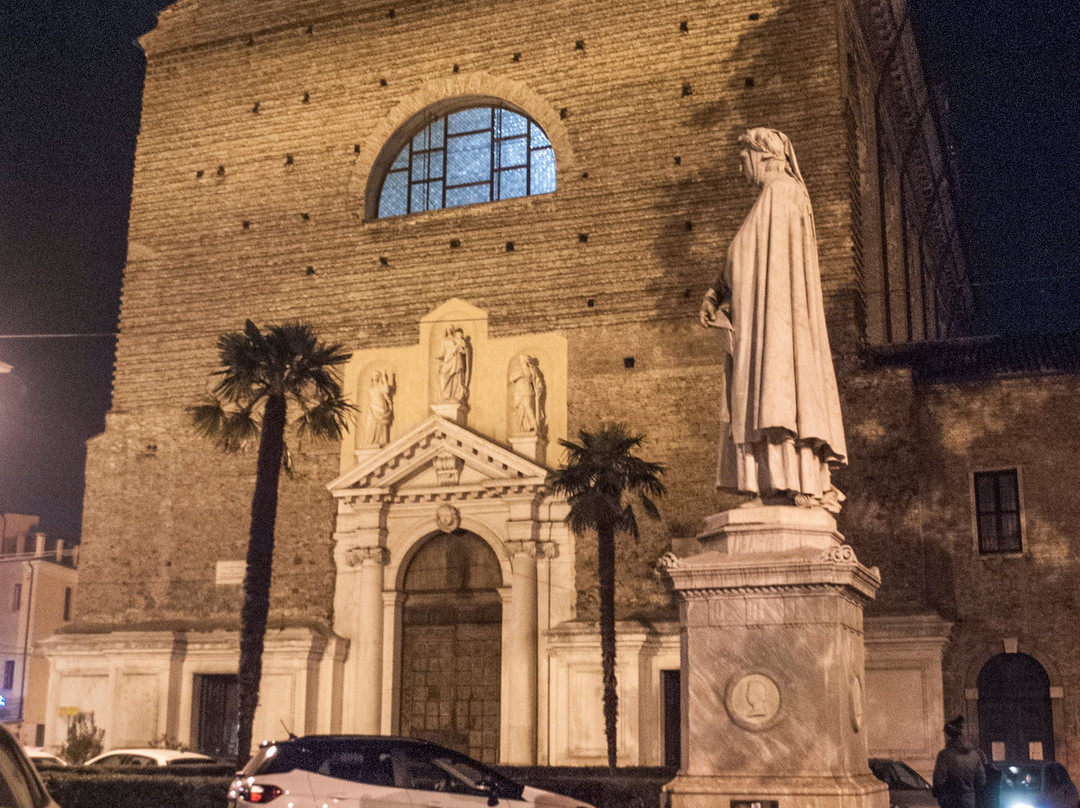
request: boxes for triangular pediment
[327,415,547,499]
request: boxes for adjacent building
[43,0,1078,779]
[0,516,79,746]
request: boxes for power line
[0,332,117,340]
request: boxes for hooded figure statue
[700,128,847,512]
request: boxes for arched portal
[977,653,1054,762]
[398,531,503,763]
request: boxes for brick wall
[80,0,866,626]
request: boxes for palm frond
[191,396,260,451]
[295,395,356,441]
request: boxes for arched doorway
[398,531,502,763]
[977,653,1054,762]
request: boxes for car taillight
[240,784,284,803]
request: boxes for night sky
[0,0,1077,544]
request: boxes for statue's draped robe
[716,172,847,498]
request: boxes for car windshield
[870,759,931,790]
[999,765,1044,791]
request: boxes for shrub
[58,712,104,764]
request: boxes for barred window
[974,469,1022,553]
[376,106,555,218]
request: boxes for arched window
[376,106,556,218]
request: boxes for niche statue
[699,128,847,512]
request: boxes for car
[84,747,215,767]
[22,748,67,768]
[869,758,939,807]
[986,761,1079,808]
[229,735,597,807]
[0,726,61,807]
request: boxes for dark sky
[0,0,1077,543]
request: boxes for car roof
[88,748,212,761]
[269,735,445,747]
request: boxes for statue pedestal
[431,401,469,426]
[509,434,547,465]
[661,507,888,808]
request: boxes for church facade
[44,0,1080,779]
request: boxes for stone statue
[435,326,471,403]
[699,127,847,512]
[361,370,394,446]
[509,355,546,435]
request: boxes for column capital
[345,546,390,568]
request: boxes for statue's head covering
[740,127,804,184]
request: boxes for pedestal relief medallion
[725,672,782,731]
[850,674,864,731]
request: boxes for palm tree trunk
[598,524,618,771]
[235,393,287,768]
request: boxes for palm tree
[546,425,665,770]
[192,320,353,767]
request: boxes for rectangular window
[11,584,20,612]
[3,661,14,690]
[974,469,1022,553]
[63,588,72,621]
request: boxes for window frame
[2,660,14,690]
[370,101,556,220]
[971,467,1024,555]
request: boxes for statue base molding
[430,401,469,425]
[663,773,889,808]
[509,434,547,465]
[661,506,887,808]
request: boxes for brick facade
[57,0,1079,775]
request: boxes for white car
[230,735,596,808]
[22,748,67,767]
[85,748,214,767]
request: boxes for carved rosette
[819,545,858,564]
[345,546,389,568]
[656,552,683,573]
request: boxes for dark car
[0,726,61,808]
[986,761,1079,808]
[869,758,940,807]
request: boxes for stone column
[504,538,539,764]
[346,546,389,734]
[660,507,889,808]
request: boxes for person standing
[932,716,987,808]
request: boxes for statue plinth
[431,401,469,426]
[661,506,887,808]
[509,433,547,465]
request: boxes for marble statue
[361,370,394,446]
[699,127,847,512]
[436,326,471,403]
[509,355,546,435]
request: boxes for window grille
[377,106,555,218]
[974,469,1022,553]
